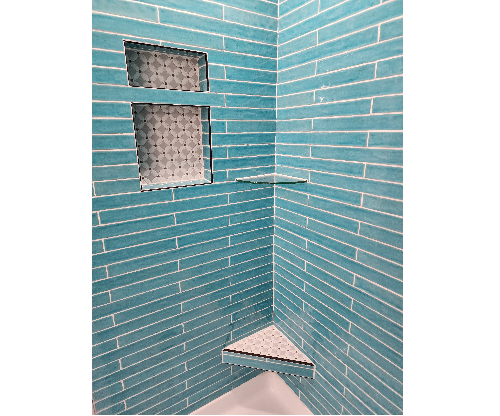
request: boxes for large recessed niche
[132,104,212,191]
[124,41,208,92]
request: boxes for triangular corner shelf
[222,324,315,379]
[235,174,307,184]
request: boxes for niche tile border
[131,102,213,192]
[123,40,209,92]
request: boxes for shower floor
[191,371,312,415]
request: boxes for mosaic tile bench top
[222,325,315,379]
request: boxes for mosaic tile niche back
[124,42,208,92]
[132,104,211,190]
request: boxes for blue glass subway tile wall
[92,0,402,414]
[92,0,277,413]
[275,0,403,414]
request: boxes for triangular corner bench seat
[222,325,315,379]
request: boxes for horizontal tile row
[277,147,403,166]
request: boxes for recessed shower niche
[124,41,208,92]
[132,104,211,190]
[124,41,212,191]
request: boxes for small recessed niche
[132,104,212,191]
[124,41,208,92]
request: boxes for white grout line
[278,72,401,99]
[279,111,395,122]
[93,178,139,186]
[91,82,277,97]
[93,8,277,35]
[91,64,127,71]
[274,284,303,311]
[278,0,313,19]
[278,45,402,78]
[91,47,124,54]
[220,2,278,20]
[277,157,403,173]
[95,31,277,62]
[280,2,401,48]
[91,150,135,154]
[280,23,382,61]
[278,0,351,35]
[218,77,277,86]
[277,92,402,111]
[278,172,402,201]
[93,196,230,217]
[91,131,133,135]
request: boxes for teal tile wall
[275,0,402,414]
[93,0,402,413]
[92,0,276,413]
